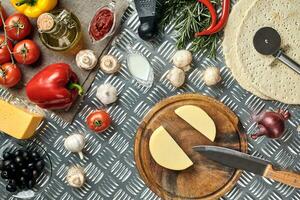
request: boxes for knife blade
[193,145,300,188]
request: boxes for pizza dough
[236,0,300,104]
[223,0,270,100]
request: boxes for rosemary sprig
[158,0,221,58]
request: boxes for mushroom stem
[78,151,84,160]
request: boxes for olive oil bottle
[37,10,82,54]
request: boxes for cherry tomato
[0,35,13,64]
[0,6,7,28]
[5,13,32,41]
[86,110,111,132]
[14,40,40,65]
[0,63,22,88]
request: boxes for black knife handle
[138,16,157,40]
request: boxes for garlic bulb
[100,55,120,74]
[172,50,193,70]
[167,67,185,87]
[203,67,222,86]
[76,50,98,70]
[64,134,85,159]
[96,84,118,105]
[66,166,85,188]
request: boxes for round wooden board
[134,94,247,200]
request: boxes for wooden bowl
[134,94,247,200]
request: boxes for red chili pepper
[196,0,230,36]
[26,63,83,110]
[195,0,217,37]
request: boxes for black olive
[0,160,3,170]
[26,179,35,189]
[35,160,45,172]
[21,168,29,176]
[8,179,17,187]
[22,151,30,162]
[27,162,35,170]
[3,160,11,169]
[14,150,24,157]
[32,170,39,179]
[18,176,27,189]
[14,156,24,168]
[30,152,40,161]
[1,170,9,179]
[9,163,16,170]
[3,152,12,160]
[6,183,17,193]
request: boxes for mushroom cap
[167,67,185,87]
[66,166,85,188]
[203,67,221,86]
[172,50,193,68]
[76,50,98,70]
[100,55,120,74]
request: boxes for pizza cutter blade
[253,27,300,75]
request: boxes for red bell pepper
[26,63,83,110]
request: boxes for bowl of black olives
[0,140,52,199]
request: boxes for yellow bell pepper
[10,0,58,18]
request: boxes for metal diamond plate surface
[1,1,300,200]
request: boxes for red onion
[251,109,290,139]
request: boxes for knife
[193,145,300,188]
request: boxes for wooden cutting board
[1,0,128,123]
[134,94,247,200]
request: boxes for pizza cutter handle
[275,50,300,75]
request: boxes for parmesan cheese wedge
[175,105,216,142]
[149,126,193,170]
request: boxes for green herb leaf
[157,0,221,58]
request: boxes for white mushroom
[172,50,193,71]
[76,50,98,70]
[96,84,118,105]
[100,55,120,74]
[202,67,222,86]
[66,166,85,188]
[167,67,185,87]
[64,134,85,159]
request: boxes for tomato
[86,110,112,132]
[5,13,32,41]
[0,35,13,64]
[14,40,40,65]
[0,63,22,88]
[0,6,7,28]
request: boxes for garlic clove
[96,84,118,105]
[76,50,98,70]
[100,55,120,74]
[64,134,85,159]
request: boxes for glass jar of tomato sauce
[88,1,116,43]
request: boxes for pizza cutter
[253,27,300,75]
[134,0,157,40]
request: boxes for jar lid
[37,13,55,32]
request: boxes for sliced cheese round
[149,126,193,170]
[175,105,216,142]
